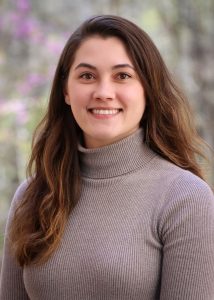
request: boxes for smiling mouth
[88,108,122,115]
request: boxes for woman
[1,15,214,300]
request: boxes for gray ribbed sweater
[1,129,214,300]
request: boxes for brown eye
[80,73,95,80]
[117,73,131,80]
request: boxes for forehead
[71,35,133,67]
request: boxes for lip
[87,107,122,119]
[87,107,122,110]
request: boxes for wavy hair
[10,15,207,266]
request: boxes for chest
[23,180,162,299]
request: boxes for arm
[159,175,214,300]
[0,181,30,300]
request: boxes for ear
[64,90,70,105]
[65,96,70,105]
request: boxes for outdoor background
[0,0,214,266]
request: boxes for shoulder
[160,160,214,212]
[3,179,31,239]
[150,154,213,196]
[9,179,30,216]
[164,166,214,207]
[13,179,29,202]
[165,171,214,221]
[155,168,214,239]
[148,155,214,230]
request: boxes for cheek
[121,87,145,108]
[69,85,91,102]
[69,88,89,109]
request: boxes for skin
[65,35,146,148]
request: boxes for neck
[78,129,156,179]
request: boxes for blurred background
[0,0,214,265]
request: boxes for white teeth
[91,109,120,115]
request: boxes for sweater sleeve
[158,174,214,300]
[0,181,30,300]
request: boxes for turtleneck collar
[78,129,156,179]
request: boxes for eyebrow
[74,63,135,70]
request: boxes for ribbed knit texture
[1,129,214,300]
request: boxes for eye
[79,72,95,80]
[117,72,131,80]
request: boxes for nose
[93,80,115,101]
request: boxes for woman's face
[65,35,146,148]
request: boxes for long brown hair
[10,15,208,266]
